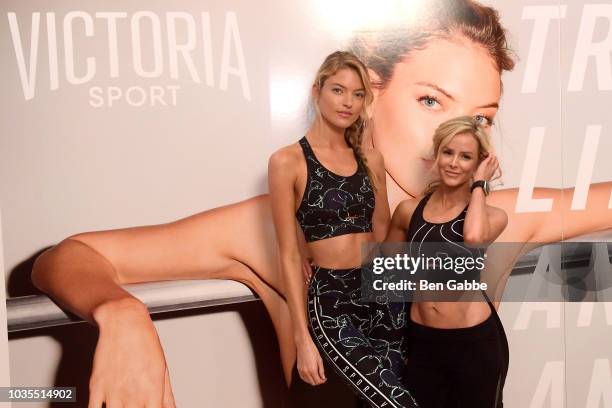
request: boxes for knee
[31,237,90,292]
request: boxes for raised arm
[464,154,508,245]
[528,182,611,243]
[464,191,508,245]
[268,147,326,386]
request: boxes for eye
[417,95,441,109]
[332,87,343,94]
[462,154,472,160]
[474,114,494,127]
[355,91,365,98]
[442,149,452,156]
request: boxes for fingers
[298,365,315,386]
[297,340,328,386]
[300,362,327,385]
[304,368,324,386]
[298,363,326,386]
[476,152,499,181]
[488,154,499,175]
[317,356,327,383]
[483,152,494,166]
[310,364,326,385]
[302,259,313,285]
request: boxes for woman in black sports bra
[386,116,508,408]
[269,51,418,407]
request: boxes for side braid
[344,115,378,192]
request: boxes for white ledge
[7,241,610,333]
[8,279,258,332]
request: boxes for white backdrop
[2,1,611,406]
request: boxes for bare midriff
[306,231,374,269]
[411,301,492,329]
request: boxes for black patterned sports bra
[296,136,375,242]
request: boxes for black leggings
[403,302,508,408]
[306,266,419,408]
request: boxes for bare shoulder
[396,197,421,216]
[393,197,422,228]
[268,143,303,174]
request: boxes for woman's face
[437,132,481,188]
[315,68,366,130]
[371,36,501,197]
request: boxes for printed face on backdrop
[437,132,481,188]
[370,35,501,197]
[314,68,366,130]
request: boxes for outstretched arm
[489,182,612,244]
[529,182,612,243]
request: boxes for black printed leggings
[306,266,419,408]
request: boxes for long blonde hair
[424,116,501,195]
[312,51,378,189]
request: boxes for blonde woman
[270,50,417,407]
[386,116,507,407]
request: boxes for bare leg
[32,194,297,386]
[33,239,176,408]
